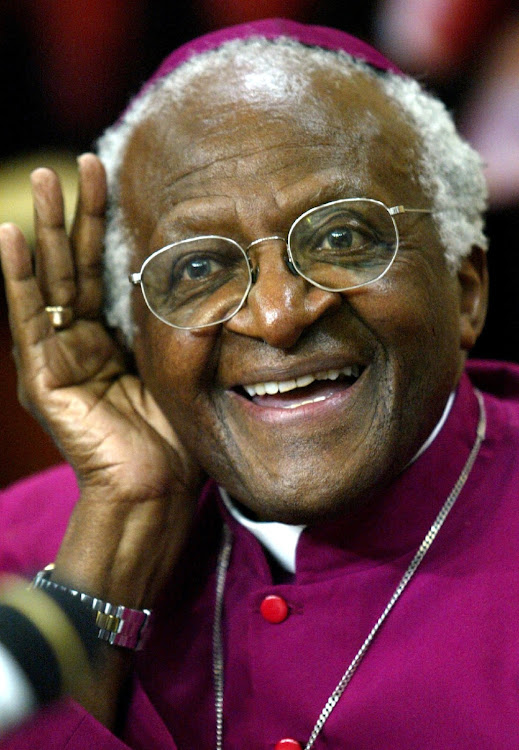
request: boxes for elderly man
[0,17,518,750]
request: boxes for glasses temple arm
[388,206,434,216]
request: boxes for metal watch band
[31,566,152,650]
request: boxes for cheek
[383,254,458,332]
[132,308,216,432]
[132,287,188,390]
[359,260,462,382]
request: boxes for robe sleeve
[0,678,179,750]
[0,469,180,749]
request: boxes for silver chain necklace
[213,391,486,750]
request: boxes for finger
[32,168,76,308]
[0,222,53,358]
[71,154,107,318]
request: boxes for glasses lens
[289,199,397,291]
[140,237,250,329]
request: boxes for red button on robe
[260,595,289,623]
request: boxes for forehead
[119,57,423,239]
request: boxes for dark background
[1,0,518,487]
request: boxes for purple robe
[1,360,519,749]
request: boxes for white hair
[97,36,488,343]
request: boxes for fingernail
[0,223,16,246]
[30,168,50,191]
[77,153,96,168]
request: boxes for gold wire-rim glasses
[129,197,433,330]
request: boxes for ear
[457,246,489,352]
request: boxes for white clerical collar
[219,487,305,574]
[407,390,455,466]
[220,390,456,574]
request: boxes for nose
[225,238,341,349]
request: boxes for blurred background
[1,0,518,487]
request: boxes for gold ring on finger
[45,305,74,330]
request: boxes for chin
[227,465,394,526]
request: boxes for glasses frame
[129,198,433,330]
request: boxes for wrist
[32,565,153,651]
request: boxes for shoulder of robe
[0,464,78,576]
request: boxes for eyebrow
[154,168,388,239]
[274,171,389,218]
[155,195,239,235]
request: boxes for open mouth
[237,365,363,409]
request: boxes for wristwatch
[32,565,152,650]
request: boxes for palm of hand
[0,154,202,610]
[29,318,196,497]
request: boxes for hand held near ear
[0,155,203,728]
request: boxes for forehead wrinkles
[125,125,374,233]
[120,64,422,233]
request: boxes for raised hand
[0,155,202,725]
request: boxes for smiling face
[120,57,486,524]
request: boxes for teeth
[282,395,327,409]
[243,365,361,398]
[296,374,314,388]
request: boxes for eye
[313,221,373,257]
[140,238,250,324]
[293,206,379,257]
[178,256,220,281]
[154,251,232,312]
[171,252,229,287]
[322,227,354,250]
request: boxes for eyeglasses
[129,198,432,330]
